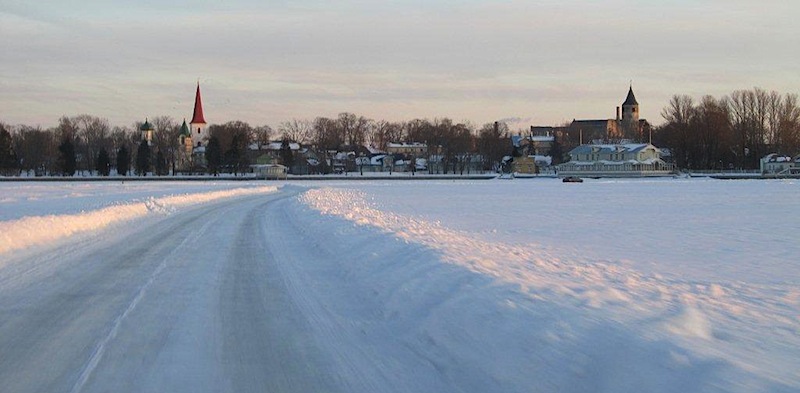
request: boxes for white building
[386,142,428,156]
[760,153,800,175]
[558,143,674,177]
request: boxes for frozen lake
[0,177,798,392]
[339,177,800,284]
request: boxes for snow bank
[0,186,278,255]
[301,186,800,389]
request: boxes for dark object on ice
[562,176,583,183]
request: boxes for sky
[2,0,799,131]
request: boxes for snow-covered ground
[0,178,797,392]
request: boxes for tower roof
[140,118,154,131]
[622,85,639,106]
[180,119,191,137]
[190,83,206,125]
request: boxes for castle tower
[621,85,640,141]
[190,82,207,145]
[140,118,154,146]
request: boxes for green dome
[140,119,154,131]
[180,119,191,137]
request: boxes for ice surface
[0,178,797,392]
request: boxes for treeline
[4,87,796,176]
[0,113,512,176]
[654,88,800,170]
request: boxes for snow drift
[300,185,800,391]
[0,186,278,255]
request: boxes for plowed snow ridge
[0,186,278,255]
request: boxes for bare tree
[370,120,404,150]
[778,94,800,154]
[692,95,731,169]
[151,116,179,174]
[73,115,111,174]
[209,121,253,153]
[278,119,313,144]
[478,122,510,171]
[657,95,695,169]
[253,125,273,147]
[335,112,371,147]
[312,117,342,150]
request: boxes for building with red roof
[190,82,207,145]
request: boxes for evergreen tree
[0,126,19,176]
[225,133,250,175]
[58,138,76,176]
[155,150,167,176]
[116,146,130,176]
[205,136,222,176]
[224,144,239,175]
[549,135,563,165]
[96,148,111,176]
[280,138,294,172]
[135,140,151,176]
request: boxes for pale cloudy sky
[1,0,799,130]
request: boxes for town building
[760,153,800,175]
[557,143,674,177]
[531,86,652,153]
[386,142,428,157]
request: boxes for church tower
[140,118,154,146]
[179,118,193,153]
[190,82,207,145]
[177,119,193,170]
[621,85,640,141]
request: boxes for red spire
[190,82,206,125]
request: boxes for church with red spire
[189,82,208,145]
[174,82,210,172]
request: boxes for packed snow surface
[0,178,797,392]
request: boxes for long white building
[557,143,674,177]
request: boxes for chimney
[616,106,620,121]
[494,121,499,133]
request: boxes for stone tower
[190,82,207,146]
[621,85,640,141]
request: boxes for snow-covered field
[0,178,797,392]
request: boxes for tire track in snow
[68,200,232,393]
